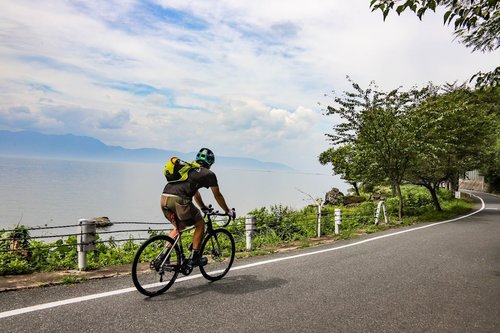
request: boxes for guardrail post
[245,215,256,251]
[334,209,341,235]
[375,201,388,225]
[77,219,96,270]
[317,203,322,238]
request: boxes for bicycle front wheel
[199,229,235,281]
[131,235,180,297]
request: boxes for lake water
[0,156,348,230]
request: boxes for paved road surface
[1,192,499,332]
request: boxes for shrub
[0,253,31,275]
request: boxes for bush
[0,253,31,275]
[404,186,434,215]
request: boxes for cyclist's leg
[188,210,207,266]
[192,216,205,249]
[160,195,181,256]
[165,195,206,266]
[186,217,205,266]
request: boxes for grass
[406,199,474,223]
[62,275,86,285]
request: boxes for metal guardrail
[1,205,391,271]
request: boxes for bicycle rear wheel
[131,235,180,296]
[199,229,235,281]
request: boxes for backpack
[163,157,201,183]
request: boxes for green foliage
[341,201,376,231]
[402,186,435,215]
[0,226,33,275]
[414,198,474,222]
[370,0,499,87]
[0,253,31,275]
[62,275,85,285]
[322,77,437,218]
[319,144,363,194]
[8,225,31,249]
[370,0,499,52]
[323,78,499,214]
[248,205,318,246]
[383,185,457,216]
[409,87,496,189]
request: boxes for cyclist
[160,148,234,267]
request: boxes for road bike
[131,206,236,297]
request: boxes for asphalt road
[1,192,499,332]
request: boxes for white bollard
[334,209,341,235]
[317,205,322,238]
[375,201,388,225]
[77,219,96,270]
[245,215,256,251]
[78,250,87,271]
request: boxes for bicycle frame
[163,224,194,266]
[160,212,220,270]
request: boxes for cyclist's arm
[210,186,230,214]
[193,191,208,210]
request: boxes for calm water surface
[0,156,347,230]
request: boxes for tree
[370,0,500,87]
[319,144,363,195]
[323,77,434,219]
[406,87,496,209]
[473,86,500,192]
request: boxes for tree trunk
[351,182,360,196]
[451,172,460,191]
[424,183,442,211]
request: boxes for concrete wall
[459,176,487,192]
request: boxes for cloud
[0,0,498,170]
[0,106,61,131]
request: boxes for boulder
[343,195,366,206]
[324,188,344,206]
[92,216,113,228]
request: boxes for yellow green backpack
[163,157,201,183]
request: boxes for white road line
[0,195,486,319]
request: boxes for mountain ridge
[0,130,292,171]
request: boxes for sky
[0,0,498,172]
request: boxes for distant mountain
[0,130,293,171]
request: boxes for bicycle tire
[199,229,235,281]
[131,235,180,297]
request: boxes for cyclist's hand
[227,208,236,219]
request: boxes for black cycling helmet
[196,148,215,167]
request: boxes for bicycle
[131,206,236,297]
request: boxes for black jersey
[163,167,218,199]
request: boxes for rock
[92,216,113,228]
[343,195,366,206]
[324,188,344,206]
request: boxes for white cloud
[0,0,498,171]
